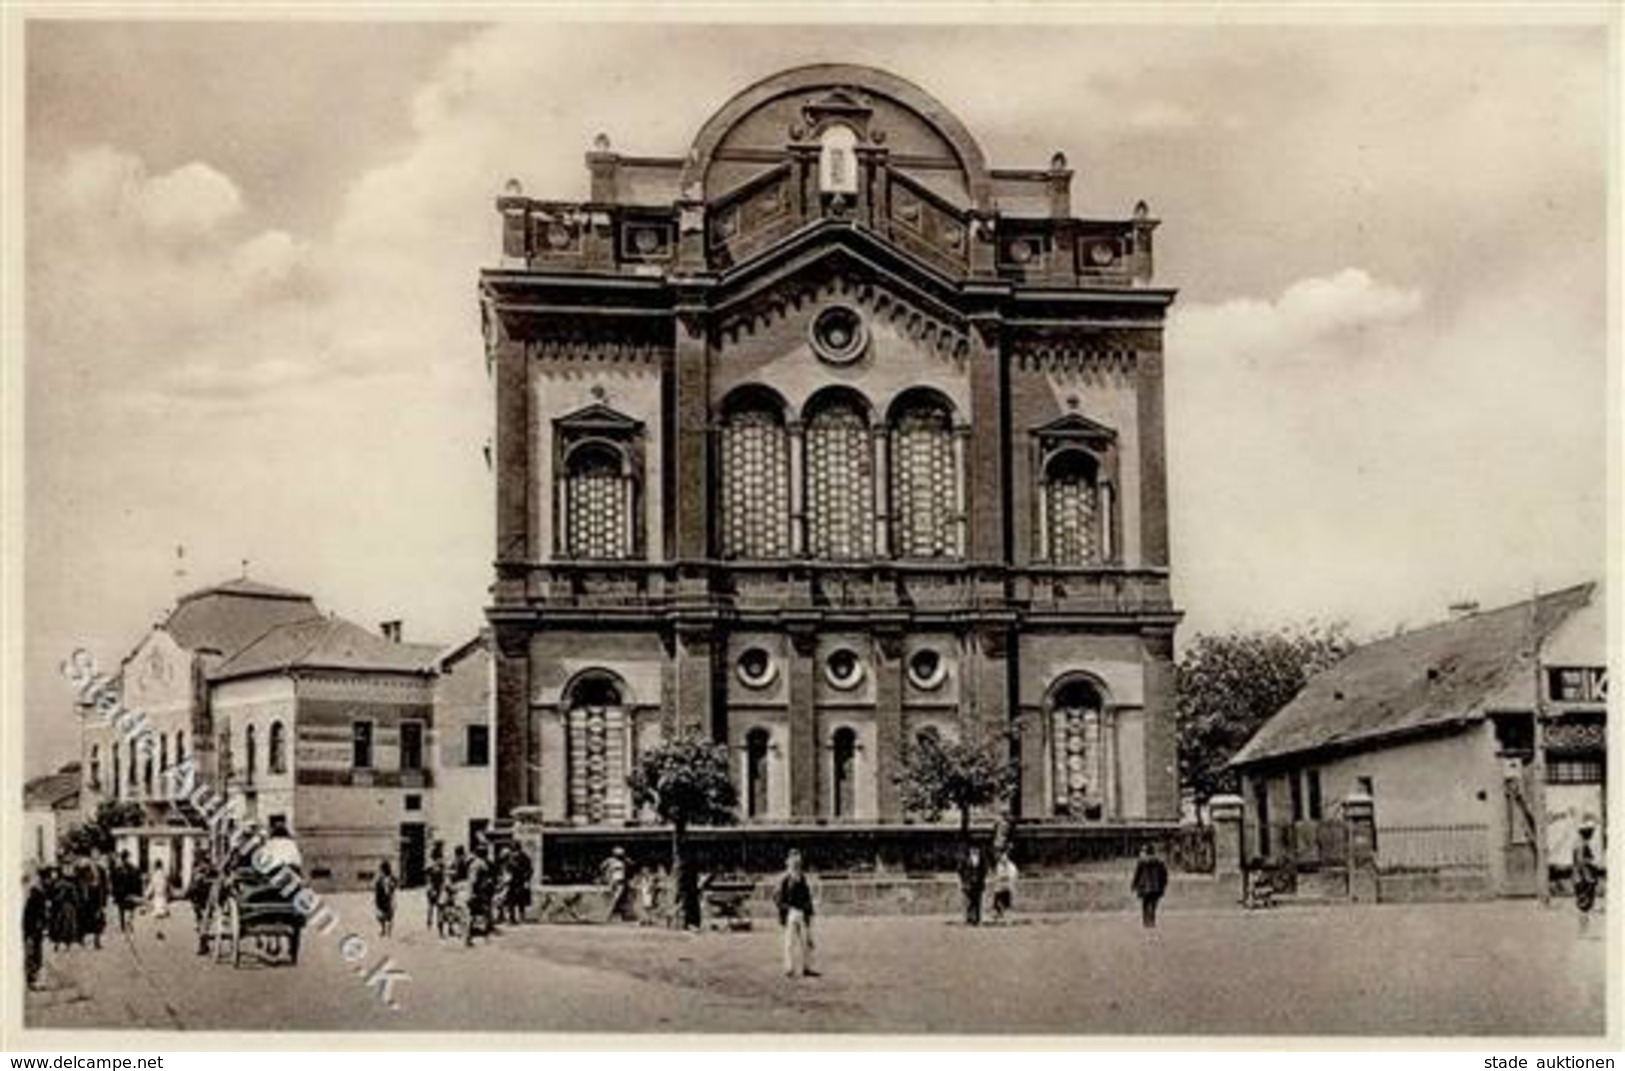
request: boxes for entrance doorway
[400,823,427,888]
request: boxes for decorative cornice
[717,269,971,364]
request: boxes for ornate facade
[481,65,1182,828]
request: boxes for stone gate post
[1343,792,1378,902]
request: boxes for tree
[59,799,145,857]
[895,729,1018,844]
[1176,622,1353,812]
[626,731,738,929]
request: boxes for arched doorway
[831,727,858,818]
[745,727,771,820]
[565,673,629,824]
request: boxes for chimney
[1447,601,1480,621]
[380,620,403,643]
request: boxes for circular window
[809,305,868,366]
[735,647,779,689]
[907,648,948,691]
[824,648,866,691]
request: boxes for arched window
[832,727,858,818]
[1050,678,1108,820]
[565,674,627,824]
[246,725,258,784]
[269,721,287,775]
[128,740,138,790]
[90,745,102,791]
[745,727,771,820]
[159,733,168,773]
[818,124,860,195]
[175,730,186,767]
[720,392,790,558]
[805,392,874,560]
[891,392,961,558]
[1044,450,1102,565]
[564,443,633,560]
[143,752,154,797]
[112,747,121,801]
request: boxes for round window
[824,648,866,691]
[736,647,779,689]
[809,305,868,366]
[907,648,948,691]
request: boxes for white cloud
[1169,268,1423,367]
[1126,100,1198,131]
[134,160,243,236]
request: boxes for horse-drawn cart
[201,864,305,968]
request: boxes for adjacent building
[76,579,496,890]
[1230,583,1606,896]
[23,764,81,869]
[479,63,1182,830]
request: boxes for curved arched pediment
[680,64,994,213]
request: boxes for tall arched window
[175,730,186,767]
[1050,677,1108,820]
[159,733,169,773]
[564,442,633,560]
[831,727,857,818]
[112,747,121,801]
[745,727,771,820]
[245,725,258,785]
[720,391,791,558]
[890,392,961,559]
[128,740,138,790]
[269,721,287,775]
[1044,450,1102,565]
[90,745,101,791]
[565,674,628,824]
[805,391,874,560]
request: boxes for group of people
[21,849,171,990]
[419,837,536,943]
[954,845,1022,926]
[600,847,675,926]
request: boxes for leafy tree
[1176,623,1353,812]
[626,731,738,929]
[895,729,1018,844]
[59,799,145,857]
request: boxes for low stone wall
[1375,868,1493,903]
[533,871,1244,923]
[532,822,1204,885]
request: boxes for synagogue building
[479,64,1182,830]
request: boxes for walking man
[958,846,988,926]
[1131,843,1169,930]
[425,841,446,932]
[112,851,140,933]
[774,850,817,978]
[24,868,49,990]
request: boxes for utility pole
[1529,584,1551,907]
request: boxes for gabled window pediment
[554,402,645,436]
[1032,412,1118,446]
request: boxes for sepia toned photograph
[8,9,1616,1044]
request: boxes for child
[373,860,398,938]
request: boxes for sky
[20,18,1612,773]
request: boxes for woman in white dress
[147,861,170,921]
